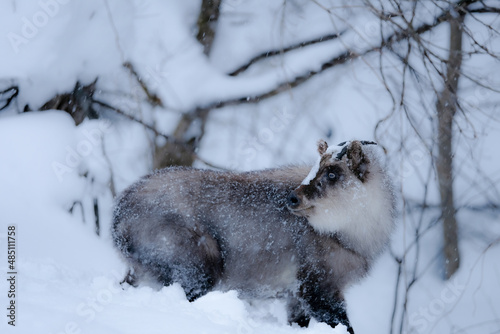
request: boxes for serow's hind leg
[119,261,150,288]
[153,218,224,302]
[120,268,138,287]
[171,265,218,302]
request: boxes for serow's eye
[328,172,336,180]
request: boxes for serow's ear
[346,141,370,182]
[317,139,328,155]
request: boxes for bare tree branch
[228,31,345,76]
[468,6,500,14]
[0,86,19,111]
[39,80,98,125]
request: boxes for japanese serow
[112,140,395,333]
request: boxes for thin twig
[93,99,168,139]
[123,62,164,107]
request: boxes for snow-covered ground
[1,1,499,334]
[0,111,351,334]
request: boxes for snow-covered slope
[0,111,350,334]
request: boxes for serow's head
[287,139,395,257]
[287,140,383,232]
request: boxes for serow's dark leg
[303,289,354,334]
[287,296,311,328]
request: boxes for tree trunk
[153,109,210,169]
[154,0,221,169]
[436,13,464,280]
[196,0,222,56]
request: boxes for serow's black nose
[287,191,301,208]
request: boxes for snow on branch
[192,0,475,116]
[228,31,345,76]
[92,99,226,170]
